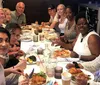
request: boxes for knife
[29,68,34,79]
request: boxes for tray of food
[26,55,37,64]
[30,71,46,85]
[68,67,94,84]
[53,49,71,58]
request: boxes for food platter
[30,71,46,85]
[81,69,94,82]
[69,68,94,84]
[26,55,37,64]
[53,49,71,58]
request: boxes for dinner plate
[26,53,38,64]
[22,30,30,32]
[66,57,80,62]
[81,69,94,82]
[27,61,36,65]
[71,69,94,84]
[21,38,32,42]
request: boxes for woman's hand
[8,46,20,57]
[15,59,27,70]
[17,50,25,56]
[52,38,63,46]
[70,51,79,58]
[60,35,69,43]
[18,78,29,85]
[18,74,29,85]
[60,35,65,42]
[10,60,26,75]
[11,66,24,75]
[16,50,25,59]
[8,50,25,59]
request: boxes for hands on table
[75,73,88,85]
[7,59,27,75]
[70,51,79,58]
[18,74,29,85]
[52,37,63,46]
[15,59,27,70]
[18,79,29,85]
[52,35,70,47]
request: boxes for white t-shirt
[58,18,68,33]
[53,13,58,22]
[0,63,5,85]
[49,16,54,23]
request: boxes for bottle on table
[43,44,51,62]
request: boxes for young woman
[5,23,24,68]
[57,4,68,36]
[50,4,68,35]
[3,8,11,25]
[60,6,77,43]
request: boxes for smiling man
[10,2,26,26]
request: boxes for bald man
[10,2,26,25]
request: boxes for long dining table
[19,24,94,85]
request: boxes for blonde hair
[0,8,4,12]
[57,4,66,11]
[3,8,11,13]
[3,8,11,23]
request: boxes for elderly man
[10,2,26,25]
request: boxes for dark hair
[5,23,21,33]
[0,27,11,40]
[66,5,74,13]
[75,12,87,24]
[48,4,56,10]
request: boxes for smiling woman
[72,12,100,61]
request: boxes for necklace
[81,38,84,42]
[80,29,94,42]
[80,34,87,42]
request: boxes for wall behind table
[61,0,100,16]
[3,0,60,24]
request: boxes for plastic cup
[37,48,44,54]
[33,35,38,42]
[46,64,55,77]
[61,72,72,85]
